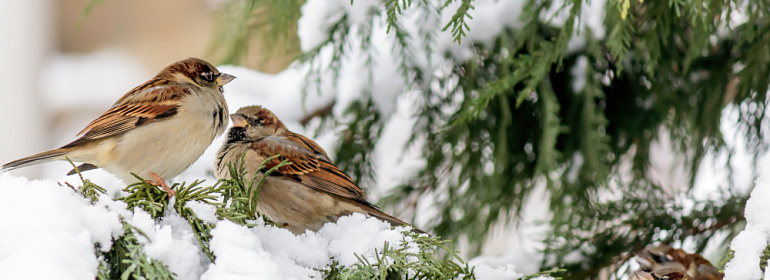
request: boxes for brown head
[225,105,287,142]
[156,57,235,90]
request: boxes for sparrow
[3,57,235,196]
[215,105,424,234]
[632,245,723,280]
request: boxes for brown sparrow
[3,58,235,195]
[215,105,424,234]
[632,245,723,280]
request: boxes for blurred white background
[0,0,288,180]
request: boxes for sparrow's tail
[2,149,68,171]
[367,207,428,235]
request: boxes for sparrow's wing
[62,81,193,148]
[253,134,367,202]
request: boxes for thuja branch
[216,154,290,224]
[170,180,221,262]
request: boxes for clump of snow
[724,154,770,279]
[473,264,523,280]
[201,221,292,279]
[439,0,526,51]
[474,183,552,275]
[202,213,421,279]
[298,0,380,52]
[470,262,554,280]
[372,91,425,197]
[0,173,122,280]
[541,0,606,51]
[131,210,208,280]
[692,105,756,200]
[187,200,219,224]
[318,213,415,266]
[570,56,589,93]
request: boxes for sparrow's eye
[250,118,262,126]
[201,71,216,82]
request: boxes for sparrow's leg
[147,172,176,196]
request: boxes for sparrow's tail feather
[367,207,428,235]
[2,149,68,171]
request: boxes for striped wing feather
[63,83,192,148]
[253,134,367,202]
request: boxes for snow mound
[0,173,122,280]
[724,153,770,279]
[0,173,530,279]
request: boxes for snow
[437,0,526,51]
[0,171,530,279]
[0,173,122,280]
[542,0,606,51]
[724,153,770,279]
[570,56,589,93]
[132,210,209,280]
[202,213,414,279]
[201,221,290,279]
[473,264,523,280]
[476,183,552,275]
[187,200,220,224]
[372,91,425,197]
[318,213,415,265]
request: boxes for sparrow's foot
[148,172,176,196]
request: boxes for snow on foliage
[0,172,543,279]
[724,153,770,279]
[0,173,121,280]
[0,0,613,278]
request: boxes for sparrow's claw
[148,172,176,197]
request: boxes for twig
[300,101,336,126]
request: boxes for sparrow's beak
[230,114,249,128]
[216,73,236,87]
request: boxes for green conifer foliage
[206,0,767,278]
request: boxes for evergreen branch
[334,99,383,189]
[118,173,173,219]
[321,231,475,280]
[520,269,566,280]
[113,220,176,280]
[251,156,293,215]
[389,15,419,86]
[759,244,770,272]
[95,217,176,280]
[534,78,562,177]
[297,14,350,99]
[441,0,475,44]
[605,1,633,74]
[61,153,487,279]
[549,192,747,279]
[384,0,411,34]
[170,179,220,262]
[64,157,106,203]
[300,100,336,126]
[199,0,770,276]
[216,154,288,226]
[459,0,580,122]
